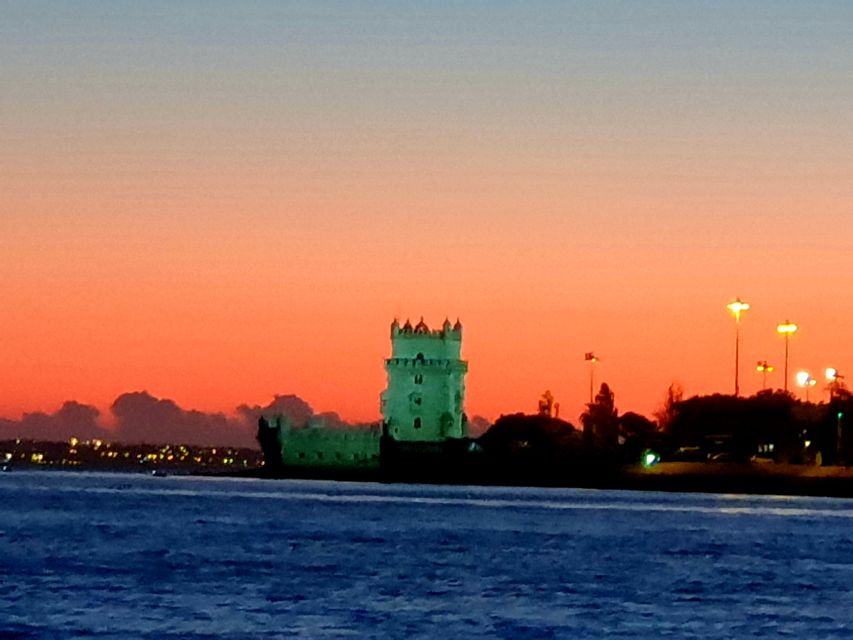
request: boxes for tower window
[414,417,422,429]
[414,374,423,384]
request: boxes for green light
[642,449,660,468]
[838,412,844,420]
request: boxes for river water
[2,471,853,638]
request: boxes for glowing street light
[756,361,775,390]
[796,370,817,401]
[726,298,750,396]
[776,322,799,393]
[826,367,845,400]
[584,352,599,404]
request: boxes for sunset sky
[3,2,853,435]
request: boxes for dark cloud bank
[0,393,357,448]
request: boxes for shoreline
[11,459,853,500]
[249,462,853,499]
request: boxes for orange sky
[2,3,853,430]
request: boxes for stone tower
[380,317,468,442]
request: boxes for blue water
[2,473,853,638]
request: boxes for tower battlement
[391,317,462,339]
[389,317,462,361]
[381,316,468,442]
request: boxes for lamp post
[826,368,846,464]
[584,352,599,404]
[826,367,845,400]
[796,370,817,401]
[776,322,798,393]
[756,361,774,390]
[726,298,750,396]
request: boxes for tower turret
[380,316,468,442]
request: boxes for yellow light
[796,371,816,387]
[756,361,775,373]
[777,322,798,335]
[69,437,79,447]
[826,367,839,381]
[727,299,750,312]
[726,298,750,321]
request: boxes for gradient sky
[2,1,853,430]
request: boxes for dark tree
[619,411,662,463]
[478,412,583,478]
[581,382,619,452]
[654,382,683,432]
[667,391,806,462]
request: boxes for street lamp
[826,367,845,400]
[796,370,817,401]
[726,298,750,396]
[756,361,775,390]
[584,352,599,404]
[776,321,798,393]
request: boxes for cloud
[110,391,254,447]
[236,395,358,431]
[0,401,108,442]
[0,391,372,447]
[236,394,316,429]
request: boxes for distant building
[381,317,468,442]
[263,317,468,471]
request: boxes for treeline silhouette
[474,384,853,476]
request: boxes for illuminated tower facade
[380,318,468,442]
